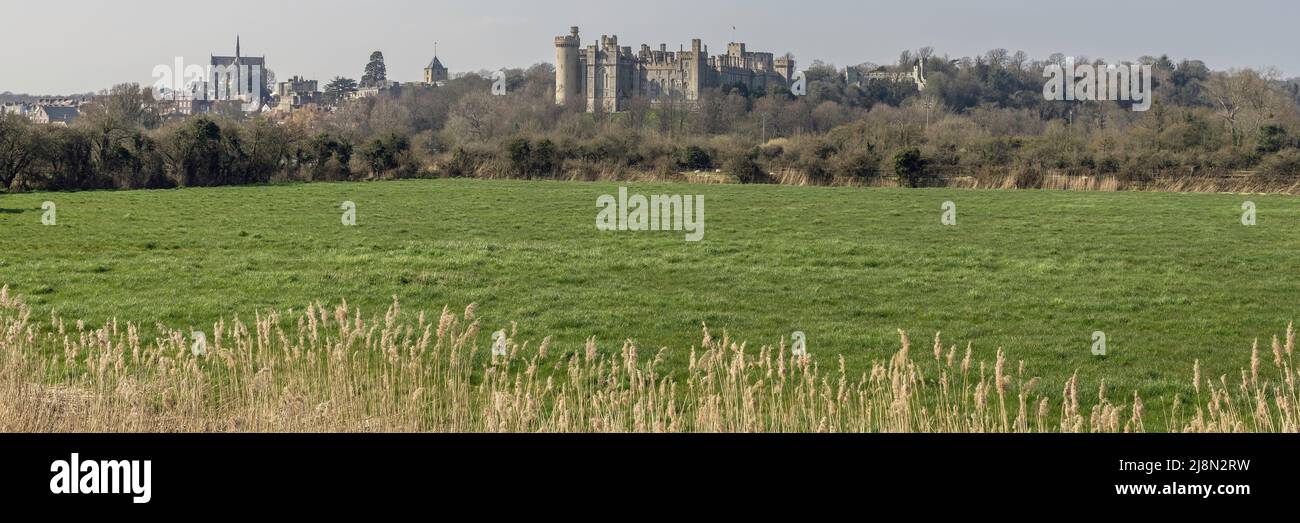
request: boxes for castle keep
[555,26,795,112]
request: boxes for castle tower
[774,54,795,83]
[684,38,706,100]
[554,26,581,105]
[588,34,624,112]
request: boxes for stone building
[845,60,928,91]
[207,36,267,111]
[275,76,321,112]
[555,26,795,112]
[424,53,449,86]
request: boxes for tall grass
[1,286,1295,433]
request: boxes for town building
[31,105,80,125]
[351,79,399,100]
[0,102,31,118]
[844,60,928,91]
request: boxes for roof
[39,106,79,122]
[211,56,266,66]
[427,56,445,70]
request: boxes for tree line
[5,49,1300,193]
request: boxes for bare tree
[1205,68,1280,147]
[446,91,497,142]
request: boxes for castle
[555,26,795,112]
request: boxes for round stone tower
[555,26,581,105]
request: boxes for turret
[555,26,581,105]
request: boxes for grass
[3,178,1300,429]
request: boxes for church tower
[424,43,449,85]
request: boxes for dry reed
[1,286,1295,433]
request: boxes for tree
[30,125,98,190]
[678,145,712,170]
[323,77,359,105]
[242,116,298,183]
[446,91,497,142]
[1205,69,1280,148]
[359,131,410,176]
[361,52,388,88]
[725,149,768,184]
[532,139,556,177]
[893,147,928,187]
[0,114,35,191]
[85,83,159,129]
[81,85,149,184]
[309,133,353,179]
[506,137,531,176]
[159,117,225,187]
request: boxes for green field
[3,178,1298,417]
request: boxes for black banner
[0,434,1288,514]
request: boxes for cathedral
[555,26,795,113]
[208,36,267,108]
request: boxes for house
[350,79,399,100]
[0,102,32,118]
[31,105,80,125]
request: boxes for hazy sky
[2,0,1297,94]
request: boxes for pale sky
[2,0,1297,94]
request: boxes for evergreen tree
[361,52,388,88]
